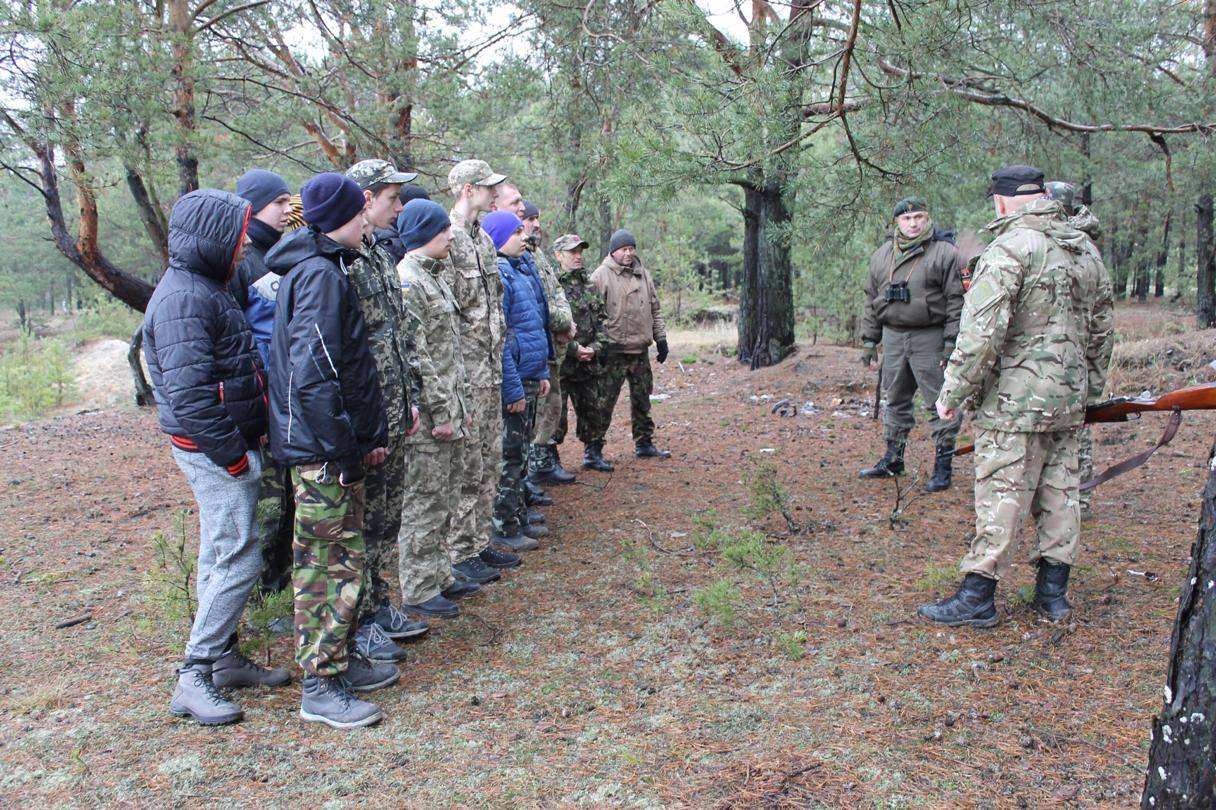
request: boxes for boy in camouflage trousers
[343,160,429,660]
[267,172,398,728]
[395,199,484,619]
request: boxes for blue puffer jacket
[498,253,553,405]
[227,217,283,370]
[143,189,266,474]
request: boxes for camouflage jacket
[940,198,1114,432]
[527,246,573,338]
[398,253,469,443]
[1070,205,1102,243]
[443,207,504,389]
[348,234,421,438]
[558,265,609,380]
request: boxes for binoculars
[884,284,911,304]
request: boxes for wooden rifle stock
[949,382,1216,459]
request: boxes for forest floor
[0,298,1211,808]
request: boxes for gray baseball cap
[552,233,589,252]
[448,159,507,189]
[346,159,418,189]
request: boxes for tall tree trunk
[1157,212,1172,298]
[1197,194,1216,328]
[737,178,795,369]
[169,0,199,196]
[1142,433,1216,807]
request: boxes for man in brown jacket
[588,229,670,465]
[859,197,965,491]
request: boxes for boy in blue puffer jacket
[483,211,553,550]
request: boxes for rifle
[949,382,1216,490]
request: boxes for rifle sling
[1080,407,1182,493]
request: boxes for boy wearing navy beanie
[264,172,395,729]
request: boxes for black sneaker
[341,654,400,692]
[300,675,382,729]
[404,593,460,618]
[442,579,481,600]
[492,531,539,552]
[523,523,549,540]
[527,509,545,525]
[480,545,523,569]
[371,603,430,640]
[453,559,502,584]
[352,622,407,663]
[634,442,671,458]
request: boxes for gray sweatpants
[171,446,264,662]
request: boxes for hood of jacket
[264,226,359,275]
[986,197,1091,254]
[167,189,251,283]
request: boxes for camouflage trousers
[255,456,295,594]
[594,352,655,445]
[880,325,961,448]
[494,380,539,536]
[1079,428,1093,511]
[398,438,460,604]
[291,464,365,677]
[554,370,612,446]
[357,431,406,622]
[532,360,563,446]
[451,385,500,564]
[960,428,1081,580]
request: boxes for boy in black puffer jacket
[144,188,291,727]
[266,172,393,729]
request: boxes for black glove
[860,343,877,366]
[655,339,669,364]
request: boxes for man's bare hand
[538,379,550,398]
[431,421,455,441]
[363,447,389,466]
[575,345,594,362]
[936,401,956,421]
[506,398,526,414]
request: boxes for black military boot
[1033,560,1072,622]
[859,440,905,478]
[917,573,999,628]
[583,442,614,472]
[549,446,577,484]
[924,445,953,492]
[635,442,671,459]
[528,444,576,486]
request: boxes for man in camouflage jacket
[919,165,1114,629]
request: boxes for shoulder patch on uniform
[400,281,412,293]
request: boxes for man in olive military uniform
[859,197,965,492]
[443,160,522,576]
[522,201,578,487]
[550,234,612,468]
[919,165,1114,628]
[343,159,428,659]
[1046,180,1105,521]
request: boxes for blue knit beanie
[482,211,523,251]
[300,172,365,233]
[398,184,431,206]
[608,228,636,254]
[235,169,291,215]
[397,199,451,252]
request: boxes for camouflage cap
[448,159,507,190]
[552,233,589,252]
[1045,181,1077,215]
[345,159,418,189]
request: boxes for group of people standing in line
[143,157,671,729]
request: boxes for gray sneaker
[169,662,243,725]
[212,648,291,689]
[353,622,406,663]
[341,654,399,692]
[371,603,430,640]
[492,531,539,552]
[299,675,382,729]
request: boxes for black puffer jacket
[266,226,388,481]
[143,189,266,473]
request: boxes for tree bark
[1156,212,1171,298]
[737,179,795,369]
[168,0,199,196]
[1141,433,1216,807]
[128,324,154,407]
[1197,194,1215,328]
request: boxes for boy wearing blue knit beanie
[264,172,396,729]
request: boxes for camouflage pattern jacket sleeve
[398,254,468,441]
[530,248,573,335]
[444,208,505,389]
[346,240,416,438]
[941,198,1113,432]
[559,268,609,377]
